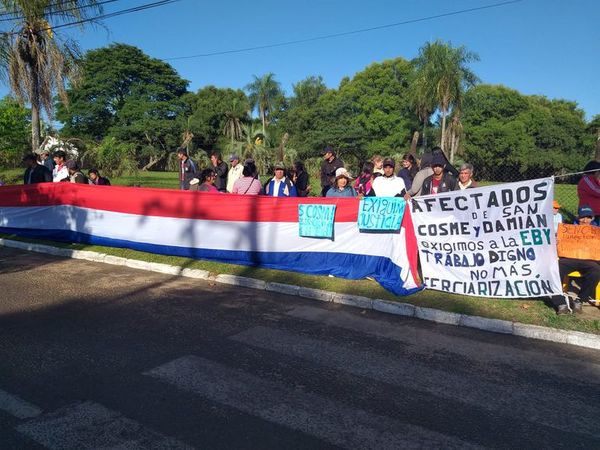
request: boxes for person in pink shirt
[578,160,600,217]
[232,161,262,195]
[197,168,219,193]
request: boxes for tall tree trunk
[410,131,419,156]
[422,118,428,153]
[440,108,447,152]
[31,90,41,152]
[260,107,266,135]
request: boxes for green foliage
[462,85,590,180]
[0,96,30,167]
[56,43,189,169]
[245,73,284,133]
[84,136,138,177]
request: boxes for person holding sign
[369,158,406,197]
[420,153,458,195]
[326,168,357,198]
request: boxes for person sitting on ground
[457,163,478,190]
[226,154,244,193]
[177,148,197,191]
[354,162,374,196]
[420,153,458,195]
[577,160,600,219]
[88,169,111,186]
[397,153,418,191]
[550,205,600,314]
[52,150,69,182]
[210,152,228,192]
[23,153,52,184]
[292,160,310,197]
[574,205,599,227]
[553,200,563,233]
[66,160,87,184]
[264,162,297,197]
[232,160,262,195]
[372,155,384,175]
[320,146,344,196]
[369,158,406,197]
[327,168,357,198]
[196,168,219,192]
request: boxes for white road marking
[145,355,482,450]
[16,401,193,449]
[0,388,42,419]
[230,326,600,438]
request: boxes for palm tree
[413,40,479,161]
[0,0,101,151]
[245,72,282,135]
[222,97,248,143]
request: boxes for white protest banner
[358,197,406,231]
[298,204,336,238]
[410,177,562,298]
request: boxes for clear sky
[2,0,599,119]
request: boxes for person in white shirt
[52,150,69,182]
[226,154,244,193]
[370,158,406,197]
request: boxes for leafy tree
[0,96,30,166]
[413,40,479,161]
[289,75,328,107]
[186,86,249,151]
[0,0,102,151]
[245,73,283,134]
[585,114,600,160]
[56,43,189,170]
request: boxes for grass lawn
[1,232,598,335]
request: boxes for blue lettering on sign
[298,204,336,238]
[358,197,406,231]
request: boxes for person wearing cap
[369,158,406,197]
[577,160,600,218]
[320,146,344,197]
[66,160,88,184]
[326,168,357,198]
[550,204,600,314]
[52,150,70,182]
[420,153,458,195]
[264,162,297,197]
[23,153,52,184]
[177,148,197,191]
[226,154,243,193]
[552,200,563,233]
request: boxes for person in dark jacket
[23,154,52,184]
[420,153,458,195]
[177,148,197,190]
[320,146,344,196]
[210,151,228,192]
[66,160,88,184]
[397,153,418,191]
[88,169,111,186]
[292,160,310,197]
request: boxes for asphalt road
[1,246,599,449]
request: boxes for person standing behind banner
[264,162,297,197]
[320,146,344,197]
[232,160,262,195]
[66,160,88,184]
[23,154,52,184]
[177,148,197,190]
[327,168,357,198]
[197,168,219,192]
[406,151,433,198]
[292,161,310,197]
[397,154,418,191]
[457,163,478,190]
[420,153,458,195]
[52,150,70,182]
[211,152,228,192]
[88,169,111,186]
[369,158,406,197]
[577,160,600,217]
[354,162,374,196]
[38,150,54,172]
[226,154,243,193]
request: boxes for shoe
[556,304,571,315]
[570,299,583,314]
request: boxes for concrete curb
[2,237,599,350]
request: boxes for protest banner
[298,204,336,238]
[0,183,421,296]
[410,178,563,298]
[358,197,405,231]
[557,224,600,260]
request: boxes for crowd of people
[17,144,600,314]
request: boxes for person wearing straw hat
[326,168,357,198]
